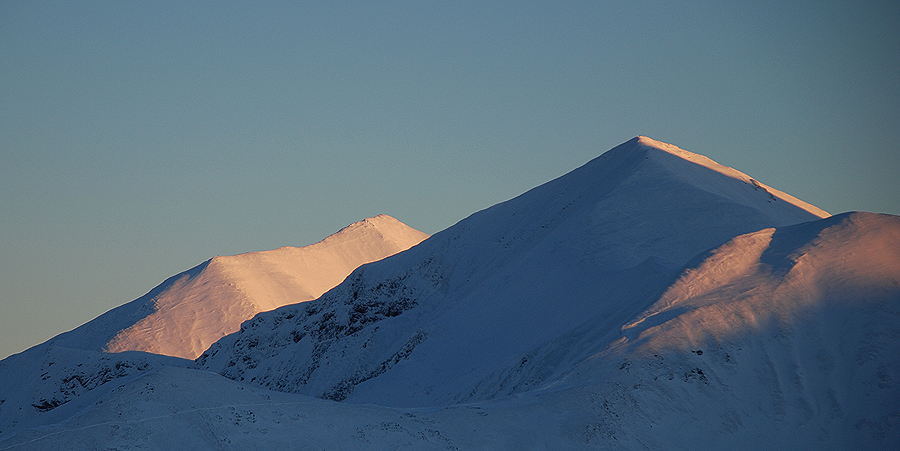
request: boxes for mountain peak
[326,214,422,242]
[333,214,397,233]
[49,216,428,359]
[635,134,675,148]
[627,135,829,219]
[634,135,719,164]
[197,137,834,407]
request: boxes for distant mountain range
[2,136,897,450]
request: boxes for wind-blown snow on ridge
[620,211,900,351]
[634,136,828,218]
[197,136,829,407]
[43,214,428,359]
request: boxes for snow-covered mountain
[0,215,427,437]
[42,214,428,360]
[3,136,898,450]
[196,136,828,406]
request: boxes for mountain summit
[48,214,428,359]
[197,136,829,407]
[631,136,826,218]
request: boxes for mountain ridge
[634,135,828,218]
[196,136,831,407]
[47,214,428,359]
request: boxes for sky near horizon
[2,1,898,359]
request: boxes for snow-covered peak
[635,135,715,161]
[198,137,833,407]
[313,214,429,250]
[634,135,829,218]
[49,216,428,360]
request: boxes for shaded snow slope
[0,365,612,451]
[0,344,190,438]
[42,215,428,359]
[198,136,829,407]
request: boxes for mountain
[0,215,427,437]
[3,212,897,450]
[44,214,428,360]
[196,136,828,406]
[3,136,897,450]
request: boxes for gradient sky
[2,1,898,359]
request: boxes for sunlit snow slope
[198,136,829,407]
[46,215,428,359]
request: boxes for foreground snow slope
[0,365,600,451]
[43,215,428,359]
[0,345,191,438]
[198,136,829,407]
[4,212,896,450]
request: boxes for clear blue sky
[2,1,898,359]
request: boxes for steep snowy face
[198,137,830,407]
[48,215,428,359]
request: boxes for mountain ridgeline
[3,136,897,450]
[195,136,830,406]
[46,214,428,360]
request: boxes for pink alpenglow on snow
[65,215,428,359]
